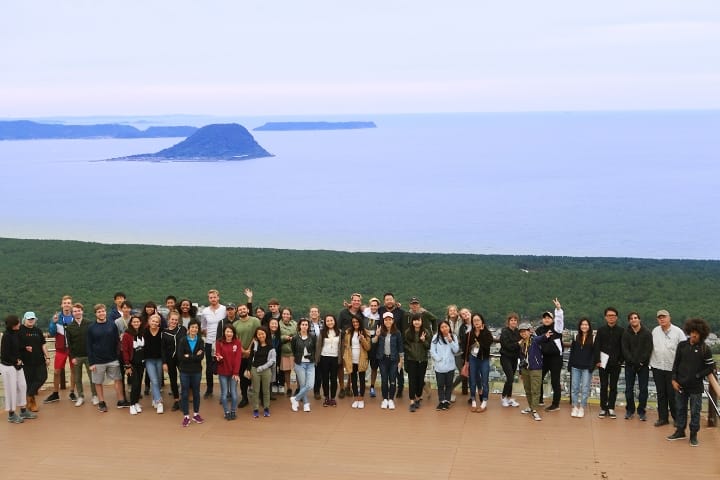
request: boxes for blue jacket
[430,334,459,373]
[87,320,120,365]
[375,331,403,362]
[521,334,548,371]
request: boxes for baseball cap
[656,309,670,317]
[382,311,395,319]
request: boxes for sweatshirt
[672,340,715,394]
[430,334,459,373]
[87,320,120,366]
[215,338,242,376]
[621,324,653,368]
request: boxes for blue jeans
[674,390,702,433]
[180,372,201,416]
[469,355,490,401]
[379,356,398,400]
[144,358,163,404]
[571,367,591,407]
[293,362,315,404]
[219,375,238,413]
[625,364,649,415]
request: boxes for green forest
[1,237,718,333]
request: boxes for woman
[278,308,297,397]
[19,312,49,413]
[465,313,494,412]
[162,311,186,411]
[343,316,371,409]
[1,315,35,423]
[373,312,403,410]
[121,315,145,415]
[215,325,242,420]
[363,298,381,398]
[178,299,198,329]
[255,306,266,322]
[317,314,342,407]
[404,313,431,412]
[451,307,472,397]
[249,326,276,418]
[568,317,594,418]
[268,318,282,399]
[290,318,317,412]
[431,320,459,410]
[499,312,521,407]
[177,319,205,427]
[143,314,164,414]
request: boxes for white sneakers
[156,402,164,414]
[91,395,100,405]
[381,399,389,409]
[290,396,299,412]
[532,411,542,421]
[450,394,457,403]
[388,400,396,410]
[479,400,487,412]
[571,406,578,417]
[134,403,142,413]
[521,407,532,414]
[357,401,364,409]
[577,407,585,418]
[75,396,84,407]
[303,403,311,412]
[351,401,359,409]
[129,405,138,415]
[508,398,519,407]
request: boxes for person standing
[649,309,686,427]
[404,313,431,412]
[44,295,75,404]
[318,314,342,406]
[568,318,594,418]
[66,303,98,406]
[249,326,276,418]
[19,312,49,412]
[338,293,364,397]
[215,325,242,420]
[200,289,226,398]
[143,314,164,414]
[177,319,205,427]
[161,311,186,411]
[1,315,37,423]
[120,315,145,415]
[363,298,381,398]
[289,318,317,413]
[233,304,261,408]
[621,311,653,420]
[518,322,547,422]
[431,320,459,411]
[465,313,494,412]
[373,311,403,410]
[378,292,406,398]
[499,312,521,408]
[594,307,624,419]
[87,304,128,412]
[536,298,565,411]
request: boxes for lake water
[1,111,718,259]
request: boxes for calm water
[1,112,718,259]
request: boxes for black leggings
[129,363,145,405]
[166,358,179,399]
[350,364,366,397]
[540,354,562,406]
[500,355,518,398]
[318,355,339,398]
[405,359,427,400]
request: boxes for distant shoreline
[254,121,376,131]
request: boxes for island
[253,121,376,131]
[0,120,197,140]
[105,123,273,162]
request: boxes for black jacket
[535,324,563,356]
[568,334,595,371]
[1,329,22,367]
[464,328,494,362]
[161,325,187,364]
[621,325,653,369]
[177,335,204,374]
[593,324,624,368]
[291,334,317,365]
[499,327,521,359]
[672,340,715,394]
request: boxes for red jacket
[121,332,143,366]
[215,338,242,376]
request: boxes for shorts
[280,355,295,371]
[54,350,69,370]
[91,361,122,384]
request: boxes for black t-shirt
[19,325,46,365]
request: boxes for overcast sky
[1,1,719,117]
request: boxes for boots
[28,395,39,412]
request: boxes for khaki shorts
[91,361,122,384]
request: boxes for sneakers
[230,411,236,420]
[20,410,37,420]
[666,430,686,441]
[409,402,417,412]
[75,396,84,407]
[689,432,698,447]
[545,404,559,412]
[654,419,669,427]
[69,392,77,402]
[537,400,545,406]
[370,387,376,398]
[7,413,23,423]
[639,413,647,421]
[598,410,607,418]
[263,408,270,417]
[253,410,259,419]
[501,397,510,407]
[290,396,299,412]
[338,388,346,399]
[396,390,403,399]
[192,414,204,424]
[532,411,542,421]
[521,407,532,414]
[387,400,396,410]
[508,398,520,407]
[479,400,487,412]
[44,392,60,404]
[134,403,143,413]
[450,394,457,403]
[91,395,100,406]
[381,399,389,409]
[351,401,359,409]
[117,400,131,409]
[357,401,364,409]
[98,401,108,413]
[129,405,138,415]
[171,401,180,411]
[577,407,585,418]
[303,403,311,412]
[203,391,213,399]
[571,406,578,417]
[441,401,450,410]
[238,398,249,408]
[323,398,330,407]
[182,416,191,427]
[471,400,477,412]
[608,409,617,419]
[436,402,444,411]
[156,402,164,414]
[624,412,634,420]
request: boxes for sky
[1,1,719,117]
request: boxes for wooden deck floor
[1,384,718,480]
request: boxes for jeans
[71,356,97,398]
[293,362,315,404]
[318,355,339,398]
[204,343,216,393]
[598,364,621,410]
[379,356,398,400]
[436,371,453,403]
[405,359,427,401]
[180,372,201,416]
[540,354,562,406]
[571,367,591,407]
[469,355,490,401]
[350,364,366,397]
[219,375,238,413]
[674,390,702,434]
[500,355,518,398]
[625,364,649,415]
[652,368,676,422]
[144,358,163,405]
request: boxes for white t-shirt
[201,304,227,345]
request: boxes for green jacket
[279,320,297,356]
[403,327,432,362]
[66,319,94,358]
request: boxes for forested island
[253,121,376,131]
[0,120,197,140]
[1,237,718,334]
[106,123,272,162]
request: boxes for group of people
[1,290,716,446]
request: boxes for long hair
[140,301,158,324]
[575,318,594,348]
[433,320,453,344]
[405,313,425,342]
[179,299,198,318]
[126,315,144,336]
[381,315,398,335]
[321,314,340,339]
[346,315,364,338]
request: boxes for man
[114,301,132,337]
[535,298,564,411]
[233,304,261,407]
[65,303,98,406]
[378,292,406,398]
[262,298,281,326]
[200,289,226,398]
[621,311,653,420]
[108,292,126,322]
[649,309,686,427]
[87,304,128,412]
[44,295,76,404]
[594,307,624,419]
[363,298,381,398]
[216,303,238,340]
[338,293,365,397]
[20,312,50,412]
